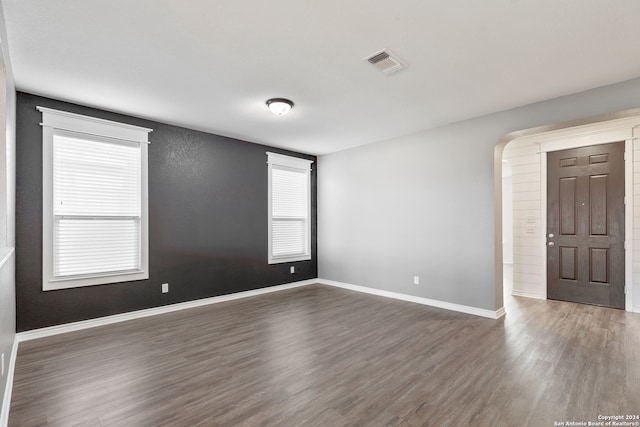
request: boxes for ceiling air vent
[364,49,407,75]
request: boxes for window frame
[267,152,313,264]
[39,107,151,291]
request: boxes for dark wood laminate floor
[9,284,640,426]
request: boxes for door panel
[547,142,625,309]
[559,246,576,280]
[559,177,576,235]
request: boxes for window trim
[39,107,151,291]
[267,152,313,264]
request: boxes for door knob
[548,233,554,238]
[548,242,555,247]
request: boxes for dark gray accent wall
[16,92,317,331]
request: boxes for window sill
[268,254,311,265]
[43,269,148,291]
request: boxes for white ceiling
[2,0,640,155]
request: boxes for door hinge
[624,196,627,205]
[624,152,628,161]
[624,241,627,250]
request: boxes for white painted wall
[319,77,640,312]
[0,4,17,424]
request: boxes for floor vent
[364,49,407,75]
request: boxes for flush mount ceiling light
[266,98,294,116]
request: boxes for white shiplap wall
[503,120,640,312]
[633,132,640,310]
[503,141,545,299]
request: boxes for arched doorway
[494,109,640,314]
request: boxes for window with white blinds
[39,107,151,290]
[53,133,141,277]
[267,152,313,264]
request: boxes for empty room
[1,1,640,426]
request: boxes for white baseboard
[17,279,318,342]
[0,336,18,427]
[5,276,507,424]
[17,276,508,343]
[318,279,506,319]
[511,289,546,300]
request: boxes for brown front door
[547,142,625,309]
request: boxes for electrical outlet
[161,283,169,293]
[1,353,4,376]
[413,276,420,285]
[290,266,295,274]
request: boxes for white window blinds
[267,152,313,264]
[271,167,307,257]
[53,133,141,277]
[39,106,151,291]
